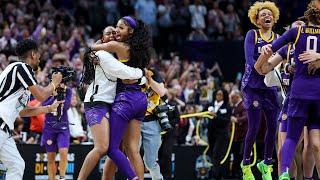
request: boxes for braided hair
[80,50,96,85]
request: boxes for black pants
[209,131,229,179]
[230,141,244,178]
[159,129,175,179]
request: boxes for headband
[122,16,137,29]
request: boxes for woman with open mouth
[240,1,280,180]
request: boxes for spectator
[104,0,120,25]
[157,0,174,57]
[68,89,87,143]
[28,98,45,144]
[189,0,207,30]
[134,0,158,37]
[208,89,231,179]
[170,0,191,51]
[13,118,25,144]
[0,27,17,53]
[188,29,208,41]
[207,1,225,40]
[223,3,240,40]
[229,90,248,178]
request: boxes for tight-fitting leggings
[107,91,147,179]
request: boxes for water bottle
[171,153,175,178]
[0,162,7,180]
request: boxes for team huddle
[242,0,320,180]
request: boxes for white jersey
[0,62,37,129]
[84,50,143,103]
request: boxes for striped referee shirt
[0,62,37,129]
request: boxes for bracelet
[50,82,56,91]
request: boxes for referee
[0,39,62,179]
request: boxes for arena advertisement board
[18,144,205,180]
[18,144,101,180]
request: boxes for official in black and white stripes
[0,39,62,180]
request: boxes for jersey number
[306,36,318,51]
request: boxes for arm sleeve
[272,27,299,52]
[236,104,248,124]
[16,64,37,89]
[244,30,257,67]
[96,51,143,79]
[277,45,289,59]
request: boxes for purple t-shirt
[272,26,320,100]
[241,29,279,90]
[43,88,72,130]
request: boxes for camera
[51,66,76,83]
[50,66,75,123]
[153,96,175,133]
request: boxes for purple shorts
[84,102,111,127]
[41,128,70,152]
[242,86,279,110]
[288,98,320,130]
[112,91,147,121]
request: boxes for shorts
[84,101,111,126]
[288,98,320,130]
[41,128,70,152]
[112,91,147,121]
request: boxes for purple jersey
[116,60,141,93]
[241,29,280,90]
[277,44,295,94]
[272,26,320,100]
[43,88,72,130]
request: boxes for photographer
[0,39,62,179]
[140,68,168,179]
[41,82,72,180]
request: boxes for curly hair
[304,1,320,25]
[122,17,151,69]
[15,39,38,58]
[213,88,229,104]
[248,1,280,28]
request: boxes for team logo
[253,101,259,107]
[46,139,53,145]
[282,114,288,121]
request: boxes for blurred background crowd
[0,0,310,178]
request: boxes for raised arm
[91,41,127,54]
[16,63,62,102]
[96,50,143,80]
[271,27,299,53]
